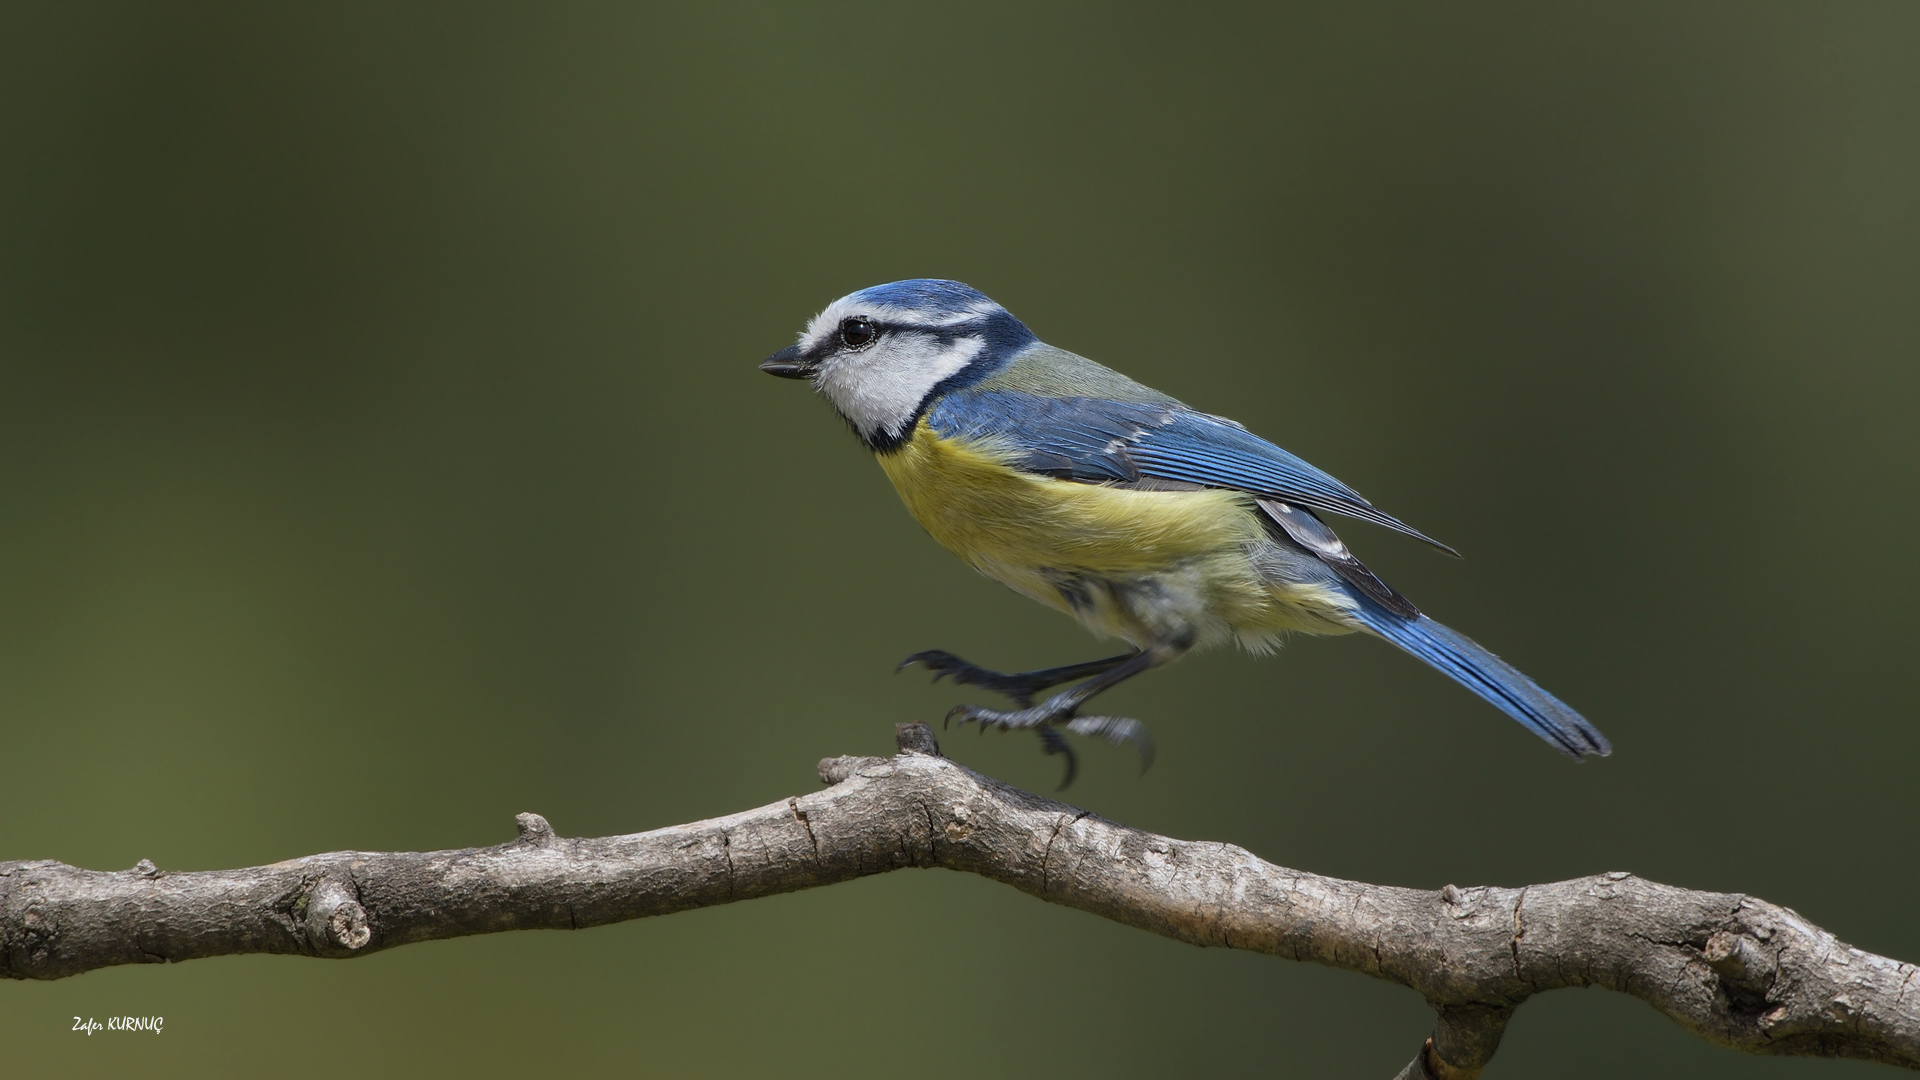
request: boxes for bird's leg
[896,650,1135,707]
[898,649,1131,788]
[944,641,1188,774]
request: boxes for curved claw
[898,650,961,681]
[1036,727,1079,790]
[945,702,1012,732]
[1064,715,1156,773]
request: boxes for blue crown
[850,279,1000,316]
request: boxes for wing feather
[924,390,1456,555]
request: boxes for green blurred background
[3,2,1916,1076]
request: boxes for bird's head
[760,279,1036,450]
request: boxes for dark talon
[897,650,957,677]
[1037,727,1079,790]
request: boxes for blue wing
[925,389,1457,555]
[923,383,1609,760]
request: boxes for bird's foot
[1036,727,1079,790]
[898,649,1050,706]
[945,700,1155,775]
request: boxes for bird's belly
[876,421,1358,649]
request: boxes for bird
[760,278,1609,785]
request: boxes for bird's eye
[839,316,877,349]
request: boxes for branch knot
[303,879,370,953]
[515,813,558,846]
[894,722,942,756]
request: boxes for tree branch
[3,724,1915,1076]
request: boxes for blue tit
[761,279,1609,783]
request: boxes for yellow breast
[875,419,1264,577]
[873,419,1363,650]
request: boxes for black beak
[759,344,814,380]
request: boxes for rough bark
[3,724,1915,1077]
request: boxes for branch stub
[894,722,942,756]
[515,813,558,845]
[303,880,371,953]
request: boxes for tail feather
[1351,599,1610,759]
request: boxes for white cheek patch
[816,333,984,441]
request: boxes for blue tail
[1350,599,1610,759]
